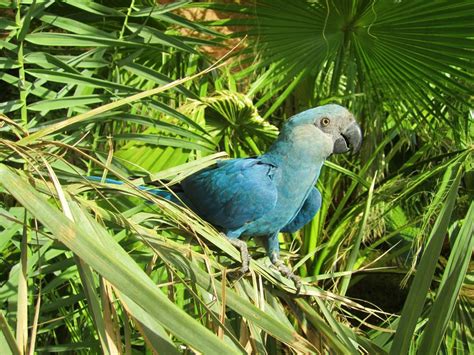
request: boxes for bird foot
[271,256,301,292]
[227,237,251,275]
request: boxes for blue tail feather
[86,176,179,202]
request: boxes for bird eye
[321,117,330,127]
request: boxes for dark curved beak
[333,121,363,154]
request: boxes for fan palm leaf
[207,0,473,123]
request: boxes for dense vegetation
[0,0,472,353]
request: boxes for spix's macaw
[93,104,362,289]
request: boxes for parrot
[91,104,362,289]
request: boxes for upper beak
[333,121,363,154]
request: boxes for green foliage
[0,0,473,354]
[207,0,473,121]
[180,89,278,156]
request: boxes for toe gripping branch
[228,238,250,274]
[226,237,301,292]
[271,253,301,292]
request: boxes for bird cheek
[315,133,333,158]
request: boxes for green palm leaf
[210,0,473,120]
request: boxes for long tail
[86,176,180,203]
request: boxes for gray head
[284,104,363,155]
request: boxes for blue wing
[181,158,278,231]
[281,187,321,233]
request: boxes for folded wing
[181,158,278,230]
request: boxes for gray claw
[228,237,251,274]
[271,254,301,292]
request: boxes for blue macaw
[92,104,362,289]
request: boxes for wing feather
[181,158,278,230]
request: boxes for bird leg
[266,233,301,291]
[227,237,250,274]
[270,252,301,292]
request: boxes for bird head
[283,104,362,158]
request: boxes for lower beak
[333,122,363,154]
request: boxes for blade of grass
[25,33,145,47]
[26,69,133,92]
[389,162,463,355]
[418,202,474,354]
[339,172,377,296]
[17,43,239,145]
[27,287,41,355]
[294,298,356,353]
[75,258,110,353]
[100,280,121,355]
[111,134,215,152]
[116,292,180,355]
[0,310,20,355]
[43,157,112,353]
[155,243,318,353]
[27,95,110,111]
[0,165,240,354]
[16,216,28,354]
[324,160,370,188]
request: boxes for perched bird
[93,104,362,289]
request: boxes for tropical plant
[0,0,473,354]
[180,89,278,156]
[203,0,474,353]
